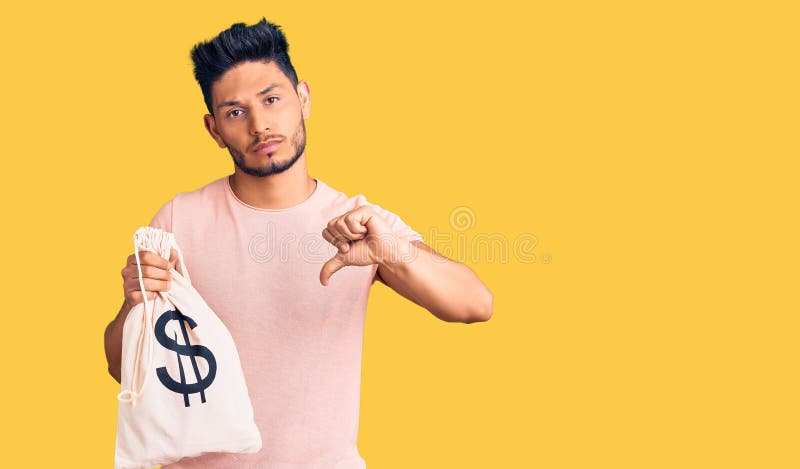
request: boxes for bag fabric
[114,226,262,469]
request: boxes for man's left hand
[319,206,405,286]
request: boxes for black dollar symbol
[154,308,217,407]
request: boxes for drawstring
[174,242,190,285]
[117,227,189,405]
[116,239,154,405]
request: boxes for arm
[104,249,175,383]
[105,300,134,384]
[374,239,493,323]
[319,206,493,323]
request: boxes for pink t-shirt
[151,176,422,469]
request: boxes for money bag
[114,226,262,469]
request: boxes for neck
[228,154,316,209]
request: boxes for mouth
[253,139,282,155]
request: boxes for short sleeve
[148,199,173,232]
[369,203,424,243]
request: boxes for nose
[248,108,272,136]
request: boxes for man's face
[204,60,311,177]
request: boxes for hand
[121,248,177,308]
[319,206,404,286]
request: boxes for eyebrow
[216,83,281,111]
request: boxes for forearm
[378,239,493,323]
[104,299,133,384]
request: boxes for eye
[227,109,244,118]
[266,96,279,104]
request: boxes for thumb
[168,248,178,270]
[320,255,347,286]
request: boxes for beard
[225,119,306,178]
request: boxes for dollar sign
[154,308,217,407]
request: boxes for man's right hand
[120,249,178,308]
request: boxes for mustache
[252,135,284,146]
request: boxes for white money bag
[114,226,262,469]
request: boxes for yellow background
[1,1,797,467]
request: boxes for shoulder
[172,176,228,208]
[315,180,381,215]
[149,176,227,231]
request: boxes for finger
[128,251,170,270]
[124,278,170,295]
[168,248,178,270]
[124,264,171,281]
[344,215,368,237]
[319,255,347,286]
[124,277,171,293]
[127,290,156,306]
[321,227,338,246]
[142,251,170,269]
[327,216,362,242]
[122,263,172,282]
[336,217,365,243]
[325,218,348,245]
[322,227,349,253]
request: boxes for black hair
[190,18,299,115]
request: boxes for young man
[104,18,492,468]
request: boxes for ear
[297,80,311,120]
[203,114,227,148]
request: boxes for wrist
[373,235,415,272]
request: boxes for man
[104,18,492,468]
